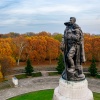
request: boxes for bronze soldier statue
[61,17,86,81]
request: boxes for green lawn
[15,72,42,79]
[7,89,100,100]
[48,72,59,76]
[93,92,100,100]
[8,89,54,100]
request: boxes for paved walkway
[0,76,100,100]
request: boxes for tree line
[0,31,60,65]
[0,31,100,77]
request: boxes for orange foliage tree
[37,31,51,36]
[24,36,60,64]
[45,36,60,64]
[0,38,15,78]
[12,36,27,65]
[84,34,100,61]
[25,36,47,63]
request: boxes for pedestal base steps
[53,78,93,100]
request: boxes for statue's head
[70,17,76,24]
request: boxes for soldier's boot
[68,66,75,72]
[75,66,85,79]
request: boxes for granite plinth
[53,78,93,100]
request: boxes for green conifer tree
[88,57,97,77]
[56,53,65,74]
[25,59,34,76]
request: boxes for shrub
[88,57,97,77]
[15,74,27,79]
[56,53,64,74]
[96,74,100,79]
[32,72,42,77]
[25,59,34,76]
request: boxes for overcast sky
[0,0,100,34]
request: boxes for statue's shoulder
[73,23,83,33]
[73,23,80,29]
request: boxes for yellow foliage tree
[12,36,27,65]
[0,39,16,78]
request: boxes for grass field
[15,72,42,79]
[93,92,100,100]
[8,89,100,100]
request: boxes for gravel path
[0,76,100,100]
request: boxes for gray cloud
[0,0,100,34]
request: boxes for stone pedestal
[12,77,18,87]
[53,78,93,100]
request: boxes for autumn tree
[0,38,15,78]
[84,34,93,61]
[25,32,36,37]
[0,56,15,78]
[37,31,51,36]
[24,36,60,64]
[8,32,20,38]
[0,38,13,57]
[0,32,20,38]
[84,34,100,61]
[52,33,62,42]
[12,36,27,65]
[45,36,60,64]
[25,36,47,63]
[93,37,100,61]
[33,36,47,63]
